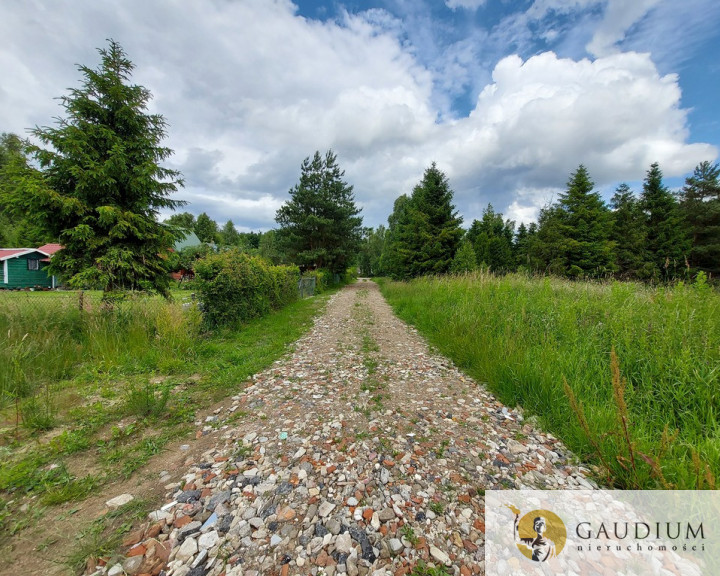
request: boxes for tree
[640,162,690,279]
[379,194,411,279]
[195,212,219,244]
[275,150,363,274]
[680,161,720,276]
[3,41,184,293]
[0,133,54,246]
[387,163,464,278]
[165,211,196,231]
[450,238,477,273]
[610,183,651,279]
[358,226,386,276]
[466,204,515,272]
[220,220,241,247]
[532,165,614,277]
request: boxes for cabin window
[27,258,39,271]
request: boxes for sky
[1,0,719,231]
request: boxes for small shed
[0,247,57,289]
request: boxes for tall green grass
[378,272,720,489]
[0,292,202,427]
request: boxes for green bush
[195,249,299,327]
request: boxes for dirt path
[47,281,597,576]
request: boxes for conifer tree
[640,162,689,279]
[680,161,720,276]
[3,41,184,294]
[532,165,614,277]
[275,150,362,274]
[610,183,651,279]
[467,204,514,272]
[393,163,464,278]
[450,238,477,273]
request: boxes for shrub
[195,249,299,327]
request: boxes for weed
[428,500,444,515]
[400,524,419,546]
[409,560,452,575]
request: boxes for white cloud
[436,50,716,220]
[0,0,715,230]
[445,0,487,10]
[587,0,662,57]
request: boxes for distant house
[0,245,62,289]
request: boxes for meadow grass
[378,272,720,489]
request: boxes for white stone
[318,501,336,517]
[199,530,220,549]
[107,564,124,576]
[105,493,134,508]
[429,546,451,565]
[176,537,198,562]
[335,532,353,554]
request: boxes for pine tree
[4,41,184,293]
[610,183,651,279]
[680,161,720,276]
[393,163,464,278]
[275,150,362,274]
[640,162,690,279]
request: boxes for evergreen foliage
[449,238,477,273]
[640,162,690,279]
[383,163,463,279]
[610,183,651,279]
[466,204,514,272]
[680,161,720,276]
[275,150,363,274]
[2,41,184,294]
[530,165,614,277]
[0,133,55,247]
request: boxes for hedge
[194,249,300,327]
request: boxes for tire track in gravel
[113,280,597,576]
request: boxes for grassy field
[0,288,329,553]
[378,272,720,490]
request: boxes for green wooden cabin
[0,248,57,289]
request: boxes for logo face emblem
[509,506,567,562]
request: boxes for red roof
[37,243,63,255]
[0,248,35,260]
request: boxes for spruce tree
[450,238,477,273]
[640,162,690,279]
[275,150,362,274]
[379,194,411,279]
[532,166,614,277]
[680,161,720,276]
[394,163,463,278]
[467,204,514,272]
[610,183,651,279]
[4,41,184,294]
[220,220,241,247]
